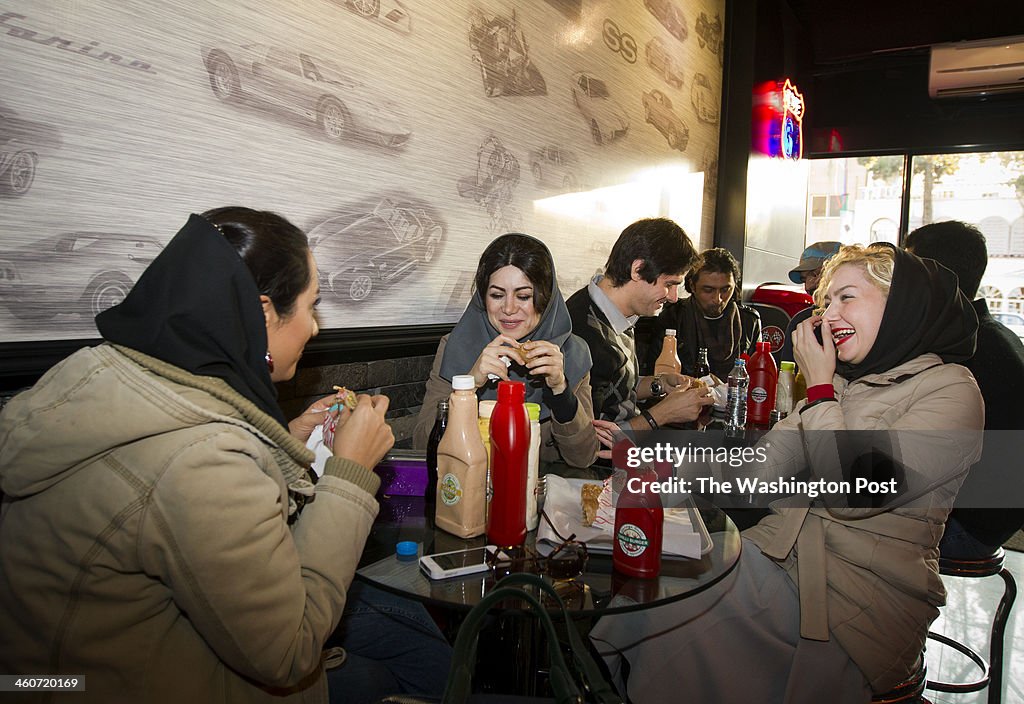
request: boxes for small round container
[396,541,419,562]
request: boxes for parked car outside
[571,72,629,145]
[529,145,580,191]
[0,232,162,320]
[690,72,719,124]
[644,0,687,42]
[644,37,684,88]
[642,89,689,151]
[200,43,411,148]
[0,101,62,197]
[310,196,445,303]
[991,311,1024,342]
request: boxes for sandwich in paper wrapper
[537,473,710,559]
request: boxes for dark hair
[904,220,987,299]
[603,218,697,286]
[684,247,741,295]
[474,234,554,313]
[202,207,311,318]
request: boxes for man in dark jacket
[906,220,1024,557]
[652,248,761,379]
[779,241,842,363]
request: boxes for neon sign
[752,78,805,160]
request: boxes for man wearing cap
[779,241,842,363]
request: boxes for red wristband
[806,383,835,403]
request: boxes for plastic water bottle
[726,358,749,434]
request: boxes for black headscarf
[439,234,591,419]
[836,243,978,381]
[96,214,287,426]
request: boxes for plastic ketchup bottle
[746,340,778,426]
[487,381,529,547]
[612,467,664,579]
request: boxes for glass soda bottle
[612,467,664,579]
[746,341,778,426]
[695,347,711,378]
[654,328,682,375]
[424,400,449,505]
[726,358,749,434]
[487,380,529,547]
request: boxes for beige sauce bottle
[435,375,488,538]
[654,328,682,375]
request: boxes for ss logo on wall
[603,19,637,64]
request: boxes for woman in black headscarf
[592,243,984,704]
[414,233,598,467]
[0,209,446,703]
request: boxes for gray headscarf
[439,234,591,419]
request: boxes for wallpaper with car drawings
[0,0,724,342]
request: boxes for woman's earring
[265,351,274,373]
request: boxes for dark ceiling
[784,0,1024,65]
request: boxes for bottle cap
[665,328,676,337]
[735,358,746,367]
[436,399,449,410]
[756,341,771,352]
[452,374,476,390]
[525,402,541,421]
[780,361,796,372]
[478,399,496,418]
[396,541,418,560]
[497,380,526,402]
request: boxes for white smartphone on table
[419,545,498,580]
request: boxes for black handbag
[380,573,623,704]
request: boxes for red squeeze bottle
[746,340,778,425]
[487,380,529,547]
[612,467,664,578]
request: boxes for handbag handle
[443,580,583,704]
[488,574,623,704]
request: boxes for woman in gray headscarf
[414,233,598,467]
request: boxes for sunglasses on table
[486,509,589,581]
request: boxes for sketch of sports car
[644,0,687,42]
[644,38,684,88]
[468,8,546,97]
[571,72,629,145]
[0,101,61,197]
[200,43,411,148]
[529,145,580,191]
[309,197,445,303]
[0,232,162,320]
[690,72,719,124]
[696,12,723,61]
[642,89,689,151]
[332,0,411,34]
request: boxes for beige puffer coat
[0,344,381,703]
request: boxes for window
[909,151,1024,322]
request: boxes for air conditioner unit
[929,35,1024,98]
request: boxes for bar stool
[925,548,1017,704]
[871,656,930,703]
